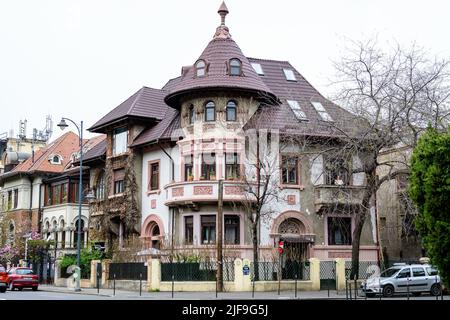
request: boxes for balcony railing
[164,180,255,206]
[314,185,366,211]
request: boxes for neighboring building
[0,134,47,174]
[87,2,379,264]
[377,145,423,264]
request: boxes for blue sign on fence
[243,265,250,276]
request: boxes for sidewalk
[38,285,352,300]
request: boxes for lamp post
[57,117,87,291]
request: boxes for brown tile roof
[131,108,180,147]
[5,132,81,176]
[74,135,107,164]
[164,39,276,107]
[88,86,168,132]
[244,58,367,137]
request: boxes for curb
[39,287,113,297]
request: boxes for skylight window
[251,63,264,75]
[287,100,307,120]
[311,102,333,121]
[283,69,296,81]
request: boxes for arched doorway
[142,215,165,250]
[271,211,315,280]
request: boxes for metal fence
[345,261,381,279]
[250,261,310,281]
[108,262,147,280]
[320,261,336,289]
[160,261,235,282]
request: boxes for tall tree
[329,38,450,279]
[409,127,450,288]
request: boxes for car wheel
[431,284,441,296]
[32,287,38,291]
[0,286,6,293]
[382,285,395,298]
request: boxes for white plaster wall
[141,145,179,236]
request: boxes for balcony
[314,185,366,213]
[164,180,255,207]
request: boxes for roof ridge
[247,57,291,64]
[126,86,144,115]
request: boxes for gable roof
[88,86,169,132]
[74,135,107,165]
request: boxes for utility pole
[217,179,224,292]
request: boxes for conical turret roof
[165,3,276,107]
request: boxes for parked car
[361,264,441,297]
[6,267,39,291]
[0,266,7,293]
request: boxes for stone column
[309,258,321,291]
[91,260,101,288]
[147,258,153,291]
[64,228,71,249]
[101,259,111,287]
[335,258,346,291]
[150,259,161,291]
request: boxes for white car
[361,264,442,297]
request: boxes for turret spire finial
[218,1,229,26]
[214,2,231,39]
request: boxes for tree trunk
[252,221,259,281]
[350,212,366,280]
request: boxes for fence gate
[320,261,336,290]
[281,241,309,280]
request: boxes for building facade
[87,3,379,264]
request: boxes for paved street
[0,285,448,300]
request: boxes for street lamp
[57,117,84,292]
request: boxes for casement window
[112,127,128,155]
[96,172,106,200]
[204,101,216,122]
[327,217,352,245]
[225,153,240,180]
[251,62,264,75]
[61,184,68,203]
[324,156,350,186]
[184,216,194,245]
[201,153,216,180]
[189,104,195,124]
[195,60,206,77]
[281,155,299,185]
[13,189,18,209]
[283,68,297,81]
[287,100,307,120]
[229,58,242,76]
[226,100,237,121]
[148,162,160,191]
[53,185,61,205]
[201,215,216,244]
[184,155,194,181]
[225,215,240,244]
[113,169,125,194]
[311,102,333,122]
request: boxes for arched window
[195,60,206,77]
[53,220,58,244]
[60,220,66,248]
[229,58,242,76]
[189,104,195,125]
[204,101,216,122]
[50,155,62,164]
[96,171,106,200]
[147,222,161,249]
[226,100,237,121]
[45,221,50,240]
[73,219,85,248]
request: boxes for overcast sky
[1,0,449,141]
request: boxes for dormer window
[251,63,264,75]
[49,154,62,164]
[229,58,242,76]
[287,100,307,121]
[311,102,333,122]
[283,68,297,81]
[195,60,206,77]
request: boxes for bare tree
[328,38,450,279]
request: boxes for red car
[0,266,7,293]
[6,267,39,291]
